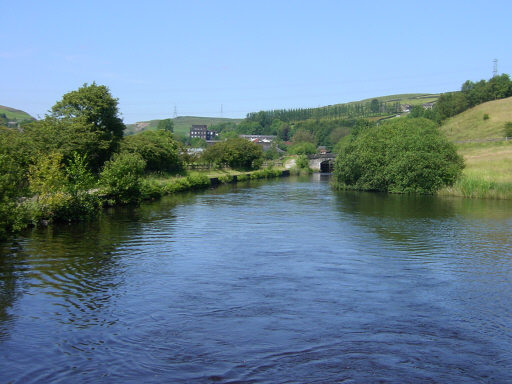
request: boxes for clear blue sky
[2,0,511,123]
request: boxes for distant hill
[125,116,243,136]
[0,105,35,126]
[347,93,439,106]
[441,96,512,141]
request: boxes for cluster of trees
[333,118,464,194]
[431,74,512,121]
[211,116,364,149]
[245,100,400,125]
[0,83,184,237]
[201,138,263,170]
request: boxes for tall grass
[439,175,512,199]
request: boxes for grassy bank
[438,141,512,199]
[140,167,290,200]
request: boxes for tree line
[411,74,512,122]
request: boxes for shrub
[218,174,234,183]
[28,152,67,196]
[100,152,146,204]
[504,122,512,138]
[483,113,490,120]
[121,130,183,173]
[295,155,310,169]
[288,142,317,155]
[334,118,464,194]
[202,138,264,170]
[186,174,210,189]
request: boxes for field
[0,105,34,122]
[438,97,512,199]
[125,116,242,136]
[441,96,512,141]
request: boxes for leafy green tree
[370,99,380,113]
[291,129,316,144]
[334,118,464,194]
[121,130,183,173]
[288,142,317,155]
[202,138,263,170]
[28,152,67,196]
[504,122,512,138]
[219,130,239,140]
[47,83,125,170]
[295,154,310,169]
[99,152,146,204]
[0,153,25,238]
[157,118,174,132]
[189,137,208,148]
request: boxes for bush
[100,152,146,204]
[295,155,310,169]
[288,142,317,155]
[121,130,183,173]
[483,113,490,120]
[186,174,210,189]
[334,118,464,194]
[504,122,512,138]
[202,138,264,170]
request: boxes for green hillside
[125,116,242,136]
[441,96,512,142]
[349,93,439,106]
[438,97,512,198]
[0,105,35,124]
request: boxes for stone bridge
[308,153,336,172]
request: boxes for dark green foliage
[334,118,464,194]
[435,74,512,120]
[121,130,183,173]
[483,114,490,120]
[408,105,442,125]
[264,144,281,160]
[46,82,125,171]
[0,153,25,238]
[157,118,174,132]
[288,142,317,155]
[291,129,316,144]
[189,137,208,148]
[504,122,512,138]
[100,152,146,204]
[202,138,264,170]
[245,100,400,125]
[295,155,310,169]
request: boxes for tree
[370,99,380,113]
[121,130,183,173]
[288,142,317,155]
[334,118,464,194]
[99,152,146,204]
[291,129,316,144]
[202,138,263,170]
[157,118,174,132]
[49,83,125,170]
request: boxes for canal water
[1,175,511,383]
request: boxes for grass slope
[125,116,242,136]
[438,97,512,199]
[0,105,35,122]
[441,96,512,142]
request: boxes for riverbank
[438,140,512,199]
[139,167,292,201]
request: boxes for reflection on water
[1,175,512,383]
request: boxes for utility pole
[173,105,177,118]
[493,59,498,77]
[220,104,223,118]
